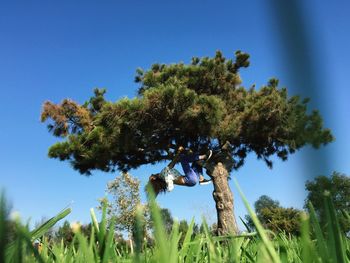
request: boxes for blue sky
[0,0,349,229]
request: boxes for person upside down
[148,147,213,196]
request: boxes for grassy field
[1,181,349,263]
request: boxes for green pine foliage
[41,51,333,174]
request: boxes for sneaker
[197,150,213,165]
[198,150,213,168]
[199,178,212,185]
[206,150,213,162]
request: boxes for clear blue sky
[0,0,349,229]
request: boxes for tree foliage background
[245,195,302,236]
[41,51,333,175]
[304,171,350,234]
[103,172,144,236]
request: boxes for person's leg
[192,162,212,184]
[176,151,213,187]
[173,176,188,186]
[179,154,199,186]
[173,175,205,186]
[182,152,200,163]
[191,162,203,178]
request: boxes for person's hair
[146,174,167,197]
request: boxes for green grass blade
[5,207,71,261]
[30,207,71,240]
[0,192,8,263]
[90,207,100,234]
[76,229,96,263]
[234,178,281,263]
[102,219,116,263]
[147,186,168,262]
[99,199,107,246]
[133,205,145,263]
[300,212,316,263]
[201,218,220,262]
[341,209,350,222]
[324,191,347,263]
[239,216,252,232]
[179,217,195,260]
[169,220,180,263]
[308,202,329,260]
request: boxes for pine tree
[41,51,333,235]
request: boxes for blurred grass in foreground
[1,182,349,263]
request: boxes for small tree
[55,221,74,245]
[253,195,280,214]
[245,195,301,236]
[305,172,350,234]
[103,172,146,249]
[160,208,173,235]
[41,51,333,235]
[244,195,279,231]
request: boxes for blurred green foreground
[1,180,349,263]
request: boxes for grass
[1,182,349,263]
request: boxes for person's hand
[178,146,185,152]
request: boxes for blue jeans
[180,153,203,186]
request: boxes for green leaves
[234,50,250,69]
[234,179,281,263]
[245,195,302,236]
[104,172,142,234]
[305,172,350,234]
[42,51,333,174]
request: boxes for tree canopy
[245,195,301,236]
[41,51,333,175]
[103,172,142,234]
[305,172,350,234]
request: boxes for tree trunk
[129,233,134,254]
[210,162,238,235]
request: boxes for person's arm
[167,146,184,169]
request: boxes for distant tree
[305,171,350,234]
[178,219,189,243]
[160,208,174,235]
[104,172,142,235]
[178,219,190,244]
[254,195,280,213]
[209,223,218,235]
[245,195,279,230]
[55,221,94,245]
[80,223,93,239]
[259,206,301,236]
[103,172,149,252]
[0,196,16,249]
[55,221,74,245]
[41,51,333,235]
[245,195,301,236]
[3,220,16,244]
[178,219,201,245]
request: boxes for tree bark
[208,162,238,235]
[129,233,134,254]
